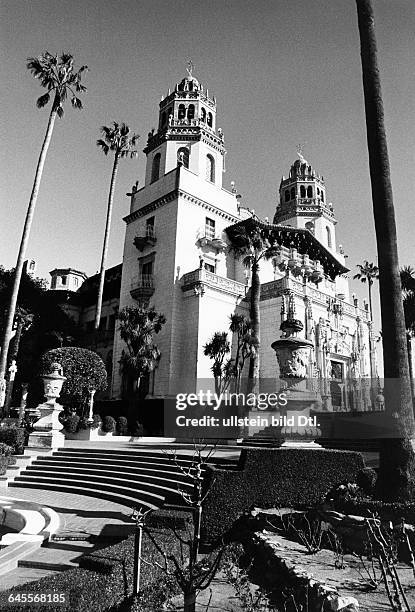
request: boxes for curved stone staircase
[7,448,236,510]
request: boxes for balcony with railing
[130,274,155,300]
[133,225,157,252]
[195,228,227,252]
[182,268,246,297]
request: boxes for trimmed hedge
[0,427,25,454]
[202,447,364,544]
[0,513,183,611]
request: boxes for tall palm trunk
[356,0,415,499]
[248,258,260,391]
[94,154,119,330]
[368,280,373,320]
[0,107,58,405]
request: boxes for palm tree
[204,332,232,394]
[353,260,379,318]
[227,219,279,390]
[229,313,257,393]
[95,123,139,330]
[356,0,415,500]
[401,266,415,400]
[0,52,87,406]
[117,306,165,394]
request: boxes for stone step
[8,481,164,510]
[12,475,166,502]
[14,472,187,500]
[32,457,196,480]
[25,464,193,488]
[53,447,237,466]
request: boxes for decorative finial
[296,143,306,162]
[186,59,194,78]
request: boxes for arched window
[178,147,190,168]
[290,187,295,200]
[284,190,290,203]
[187,104,195,121]
[151,153,161,183]
[317,187,320,196]
[200,108,206,122]
[307,185,313,198]
[161,112,166,128]
[321,191,324,202]
[206,154,215,182]
[178,104,186,120]
[207,112,213,127]
[326,226,332,248]
[300,185,306,198]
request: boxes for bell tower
[273,149,338,253]
[143,62,226,187]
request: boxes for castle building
[108,68,376,411]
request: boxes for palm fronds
[27,51,88,118]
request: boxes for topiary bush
[91,414,102,430]
[101,415,116,433]
[40,347,107,408]
[115,416,128,436]
[202,447,365,545]
[0,427,25,454]
[65,414,80,434]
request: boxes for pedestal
[271,334,322,446]
[28,401,65,450]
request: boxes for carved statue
[8,360,17,381]
[276,346,309,378]
[186,59,194,78]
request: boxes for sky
[1,0,415,339]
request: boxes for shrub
[65,414,80,434]
[40,347,107,407]
[116,416,128,436]
[91,414,102,430]
[0,443,14,457]
[78,417,90,431]
[0,427,25,454]
[202,447,364,545]
[101,416,116,433]
[356,467,377,495]
[0,444,16,475]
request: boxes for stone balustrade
[181,268,246,297]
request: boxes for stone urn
[28,363,67,449]
[271,329,321,445]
